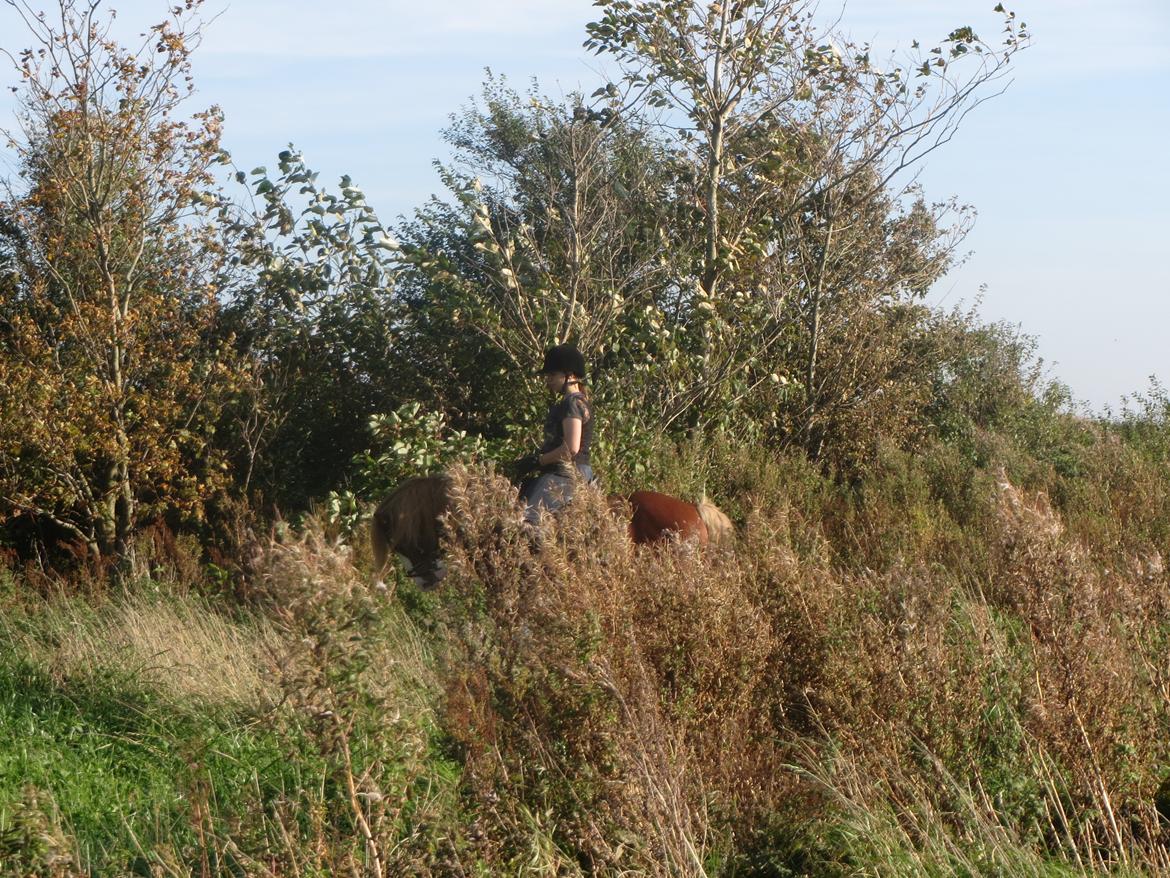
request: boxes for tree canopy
[0,0,1036,564]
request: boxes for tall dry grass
[7,437,1170,875]
[1,526,455,877]
[432,467,825,873]
[239,518,460,876]
[0,590,282,710]
[422,463,1170,874]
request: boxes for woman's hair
[568,374,590,401]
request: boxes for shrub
[421,463,1170,874]
[434,466,794,873]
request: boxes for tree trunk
[805,212,835,457]
[702,115,724,297]
[701,1,731,298]
[114,433,135,562]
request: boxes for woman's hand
[510,452,541,479]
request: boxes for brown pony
[370,475,732,588]
[370,475,451,589]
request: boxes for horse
[370,475,732,589]
[370,474,452,589]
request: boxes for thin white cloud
[0,0,597,62]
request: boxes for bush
[418,463,1170,874]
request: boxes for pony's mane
[375,474,450,556]
[696,499,733,546]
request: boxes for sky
[1,0,1167,412]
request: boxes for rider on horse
[371,346,731,587]
[514,343,596,524]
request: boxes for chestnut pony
[370,475,732,588]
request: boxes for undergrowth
[3,412,1170,875]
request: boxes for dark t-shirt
[539,391,593,473]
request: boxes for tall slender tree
[0,0,239,563]
[586,0,1027,300]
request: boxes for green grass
[0,655,308,870]
[0,577,473,875]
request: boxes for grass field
[3,422,1170,875]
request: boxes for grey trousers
[521,464,595,524]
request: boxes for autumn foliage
[0,1,239,563]
[4,3,1170,875]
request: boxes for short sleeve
[564,394,590,422]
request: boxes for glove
[510,452,541,479]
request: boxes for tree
[400,77,683,366]
[0,0,240,563]
[586,0,1026,296]
[780,171,972,460]
[217,149,403,508]
[394,78,701,442]
[583,0,1028,442]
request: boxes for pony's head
[370,475,451,588]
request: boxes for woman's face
[543,370,567,394]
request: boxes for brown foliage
[0,1,243,565]
[426,464,1170,872]
[433,467,808,872]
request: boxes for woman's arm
[538,417,583,466]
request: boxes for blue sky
[2,0,1167,411]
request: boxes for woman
[515,343,596,524]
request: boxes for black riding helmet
[538,343,587,379]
